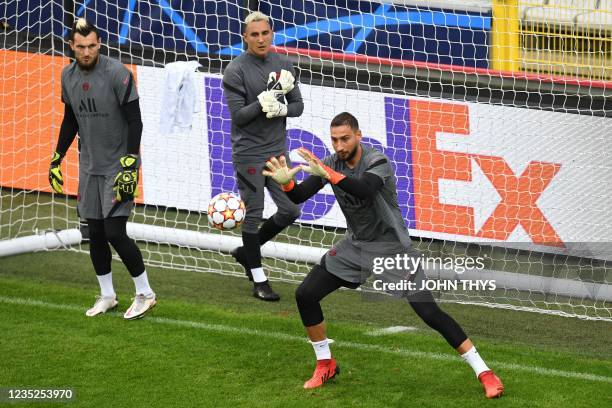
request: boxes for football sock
[132,270,154,296]
[242,231,262,269]
[96,272,115,298]
[250,267,267,284]
[310,339,331,360]
[461,346,490,377]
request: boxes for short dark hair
[70,18,99,41]
[330,112,359,131]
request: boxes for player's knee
[87,219,105,242]
[409,297,467,348]
[410,298,442,327]
[285,203,301,222]
[273,207,300,227]
[241,218,260,234]
[295,281,315,307]
[104,226,129,246]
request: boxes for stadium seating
[576,0,612,31]
[523,0,609,28]
[519,0,611,79]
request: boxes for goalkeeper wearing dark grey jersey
[49,18,156,320]
[223,11,304,301]
[263,112,504,398]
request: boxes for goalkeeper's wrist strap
[51,151,64,165]
[282,180,295,192]
[321,163,346,185]
[120,154,138,169]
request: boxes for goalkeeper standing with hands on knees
[223,11,303,301]
[48,18,156,319]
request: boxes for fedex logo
[205,77,563,247]
[406,99,563,247]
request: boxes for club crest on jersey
[82,82,90,91]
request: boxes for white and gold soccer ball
[207,192,246,230]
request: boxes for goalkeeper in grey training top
[263,112,504,398]
[222,11,304,301]
[48,18,156,320]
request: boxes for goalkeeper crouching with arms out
[223,11,303,301]
[263,112,504,398]
[49,18,156,320]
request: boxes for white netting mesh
[1,0,611,320]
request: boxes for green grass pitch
[1,250,611,407]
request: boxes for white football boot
[123,293,157,320]
[85,295,118,317]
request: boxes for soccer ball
[207,192,246,230]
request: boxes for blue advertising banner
[3,0,490,68]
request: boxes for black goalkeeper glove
[49,151,64,194]
[113,154,139,202]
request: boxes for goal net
[1,0,611,320]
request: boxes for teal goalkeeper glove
[49,151,64,194]
[113,154,139,202]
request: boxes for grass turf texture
[1,251,611,407]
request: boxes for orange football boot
[478,370,504,398]
[303,358,340,389]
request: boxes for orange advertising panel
[0,50,143,203]
[410,99,474,236]
[0,50,75,193]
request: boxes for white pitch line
[1,295,611,384]
[366,326,418,336]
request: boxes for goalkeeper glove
[262,155,302,190]
[267,70,295,97]
[113,154,139,202]
[49,151,64,194]
[297,147,346,185]
[258,91,288,119]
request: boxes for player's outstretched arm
[49,104,79,194]
[299,147,384,200]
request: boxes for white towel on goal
[159,60,202,134]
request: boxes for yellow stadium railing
[492,0,611,81]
